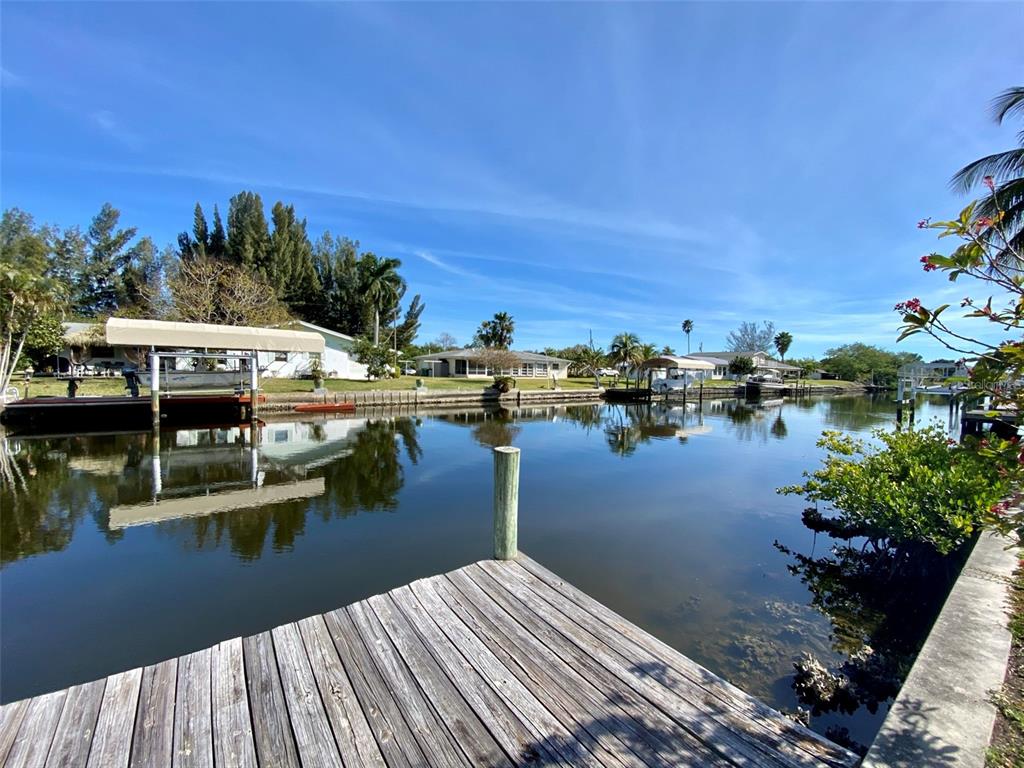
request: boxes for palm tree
[362,255,402,345]
[773,331,793,362]
[951,87,1024,255]
[637,342,657,387]
[681,319,694,354]
[610,332,641,387]
[575,345,607,387]
[474,312,515,349]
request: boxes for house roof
[412,348,572,364]
[690,351,800,371]
[758,360,802,371]
[280,320,356,343]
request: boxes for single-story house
[413,349,572,379]
[267,320,368,380]
[688,351,802,380]
[43,322,137,374]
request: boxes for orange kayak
[294,402,356,413]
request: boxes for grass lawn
[18,375,608,398]
[262,376,608,393]
[17,374,862,398]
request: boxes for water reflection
[1,394,962,748]
[0,416,426,565]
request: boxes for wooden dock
[0,555,856,768]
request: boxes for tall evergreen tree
[395,294,425,350]
[311,232,362,333]
[78,203,137,316]
[226,191,270,275]
[177,203,210,262]
[51,226,87,306]
[209,204,227,260]
[268,201,319,316]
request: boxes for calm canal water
[0,394,960,749]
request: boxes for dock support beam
[493,446,520,560]
[149,351,160,427]
[249,352,259,420]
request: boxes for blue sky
[2,2,1022,358]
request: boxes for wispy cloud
[414,250,476,279]
[1,67,25,89]
[90,110,143,150]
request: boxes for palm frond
[991,86,1024,125]
[951,148,1024,192]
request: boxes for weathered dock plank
[210,638,256,768]
[0,556,859,768]
[172,649,212,768]
[45,680,106,768]
[6,690,66,768]
[242,631,300,768]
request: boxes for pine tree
[396,294,425,350]
[209,205,227,260]
[79,203,137,316]
[268,202,320,317]
[226,191,270,276]
[177,203,210,262]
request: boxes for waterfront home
[413,348,572,379]
[689,351,802,379]
[271,320,368,380]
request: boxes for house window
[536,363,548,375]
[552,363,560,370]
[274,351,288,362]
[90,345,114,358]
[455,359,467,375]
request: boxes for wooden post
[149,351,160,427]
[493,446,520,560]
[699,379,704,407]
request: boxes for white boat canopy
[639,355,716,371]
[104,317,325,354]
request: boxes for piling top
[494,445,520,455]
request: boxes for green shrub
[491,375,515,393]
[779,425,1010,556]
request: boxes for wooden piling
[493,446,520,560]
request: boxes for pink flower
[983,176,996,191]
[917,218,930,229]
[920,255,938,272]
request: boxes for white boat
[137,371,244,390]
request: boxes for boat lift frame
[148,349,260,427]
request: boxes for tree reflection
[776,525,964,749]
[717,400,785,443]
[169,418,424,561]
[0,432,154,564]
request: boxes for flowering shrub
[779,425,1012,556]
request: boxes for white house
[689,351,802,380]
[263,320,368,380]
[412,349,571,379]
